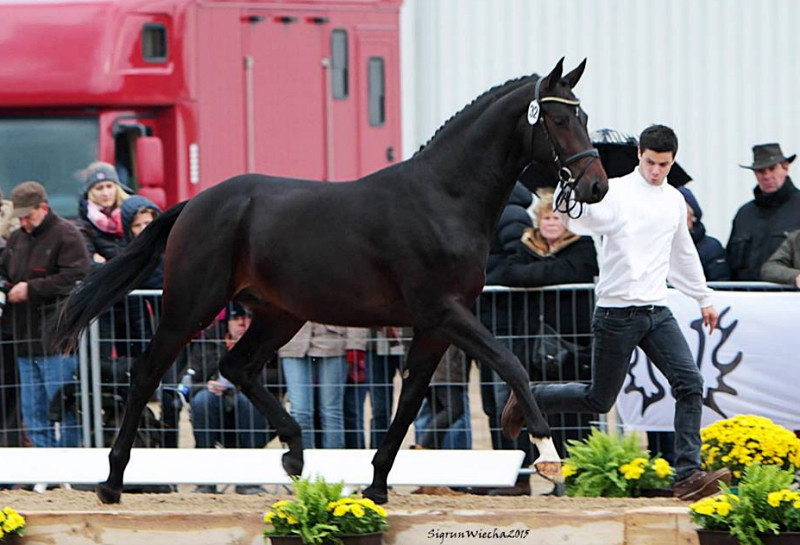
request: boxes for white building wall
[400,0,800,243]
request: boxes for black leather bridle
[528,77,599,218]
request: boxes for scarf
[86,200,123,236]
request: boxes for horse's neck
[416,99,529,231]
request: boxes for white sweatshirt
[555,169,713,309]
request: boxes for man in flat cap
[0,181,90,450]
[727,143,800,280]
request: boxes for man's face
[754,162,789,194]
[638,149,675,186]
[19,204,48,233]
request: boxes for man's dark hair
[639,124,678,157]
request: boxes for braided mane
[413,73,539,157]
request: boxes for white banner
[615,289,800,431]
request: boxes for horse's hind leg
[363,330,449,504]
[213,308,306,476]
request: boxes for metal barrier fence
[0,283,794,464]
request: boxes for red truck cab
[0,0,402,217]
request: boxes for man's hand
[206,380,229,396]
[701,305,718,335]
[7,282,28,303]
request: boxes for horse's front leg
[363,330,449,504]
[435,302,564,492]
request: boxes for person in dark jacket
[760,228,800,287]
[188,302,280,494]
[494,189,598,469]
[0,181,90,447]
[727,143,800,280]
[77,162,131,265]
[121,195,164,288]
[678,187,730,281]
[474,181,534,494]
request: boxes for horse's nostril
[591,180,604,199]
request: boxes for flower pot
[1,535,24,544]
[763,533,800,545]
[696,530,738,545]
[269,532,384,545]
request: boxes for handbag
[530,322,590,378]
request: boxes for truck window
[142,23,168,62]
[0,117,98,219]
[331,29,348,100]
[368,57,385,127]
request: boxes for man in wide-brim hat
[727,142,800,280]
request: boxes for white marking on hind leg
[532,437,561,464]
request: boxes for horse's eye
[553,116,569,126]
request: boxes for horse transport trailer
[0,0,402,217]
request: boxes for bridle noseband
[527,77,599,218]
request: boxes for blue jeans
[190,389,271,448]
[344,378,369,448]
[368,353,402,449]
[18,355,80,447]
[531,306,703,481]
[281,356,348,449]
[414,392,472,449]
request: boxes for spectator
[677,187,730,281]
[344,326,409,449]
[475,181,534,493]
[728,143,800,280]
[415,345,470,450]
[760,228,800,287]
[367,327,407,448]
[0,181,90,449]
[483,188,597,495]
[0,185,22,448]
[189,302,279,495]
[77,162,131,265]
[279,323,367,449]
[502,125,731,501]
[0,187,19,248]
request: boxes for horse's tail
[51,200,189,353]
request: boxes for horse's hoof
[362,485,388,505]
[534,461,564,485]
[282,451,304,477]
[96,482,121,504]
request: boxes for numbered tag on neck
[527,100,540,125]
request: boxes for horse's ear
[542,57,565,91]
[562,59,587,89]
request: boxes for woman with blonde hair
[493,187,598,462]
[76,162,130,264]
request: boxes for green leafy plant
[701,414,800,484]
[690,463,800,545]
[263,476,388,545]
[0,506,26,541]
[561,428,673,497]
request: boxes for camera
[0,278,12,318]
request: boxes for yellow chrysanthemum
[652,458,673,479]
[334,505,349,517]
[351,504,365,518]
[264,511,275,523]
[562,464,577,478]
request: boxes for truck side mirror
[135,136,166,209]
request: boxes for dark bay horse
[53,58,608,504]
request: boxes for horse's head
[521,58,608,204]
